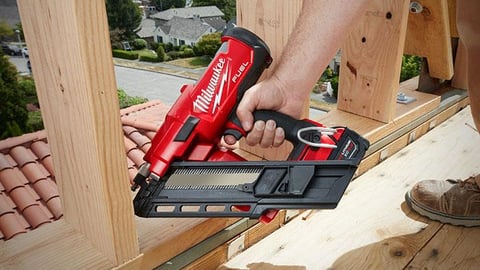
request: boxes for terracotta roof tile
[40,156,55,177]
[124,137,137,154]
[0,168,25,193]
[128,168,138,186]
[46,197,62,219]
[5,155,17,168]
[22,204,51,229]
[121,118,160,132]
[0,100,169,241]
[9,146,37,168]
[123,126,137,136]
[33,178,59,202]
[38,201,54,220]
[15,210,30,229]
[30,140,51,160]
[47,197,63,219]
[0,154,13,171]
[144,131,155,140]
[129,131,151,149]
[24,184,40,201]
[0,193,14,216]
[21,162,48,184]
[128,149,146,168]
[0,213,27,240]
[9,187,37,212]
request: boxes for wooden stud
[337,0,410,123]
[236,0,304,160]
[17,0,139,265]
[447,0,459,38]
[404,0,454,80]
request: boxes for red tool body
[132,27,369,222]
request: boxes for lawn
[168,56,211,68]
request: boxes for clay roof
[0,100,170,240]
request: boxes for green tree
[157,45,166,62]
[153,0,185,11]
[105,0,142,41]
[400,55,421,82]
[195,32,221,57]
[192,0,236,21]
[0,51,29,139]
[0,20,14,42]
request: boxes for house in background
[145,6,226,47]
[136,18,156,43]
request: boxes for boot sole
[405,191,480,227]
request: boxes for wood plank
[222,107,480,269]
[358,96,469,175]
[0,220,115,269]
[404,0,454,80]
[185,212,286,269]
[407,225,480,268]
[318,77,441,144]
[137,217,239,270]
[17,0,139,265]
[447,0,459,37]
[236,0,304,160]
[337,0,410,123]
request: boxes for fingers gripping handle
[225,110,318,146]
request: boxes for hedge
[112,49,139,60]
[139,54,160,63]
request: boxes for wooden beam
[337,0,410,123]
[17,0,139,265]
[404,0,454,80]
[236,0,304,160]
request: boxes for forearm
[273,0,369,101]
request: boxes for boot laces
[447,176,480,192]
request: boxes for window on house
[157,36,163,43]
[179,40,185,46]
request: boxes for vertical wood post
[17,0,139,265]
[236,0,304,160]
[404,0,453,80]
[337,0,410,123]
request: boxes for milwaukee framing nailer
[132,27,369,223]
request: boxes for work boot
[405,175,480,227]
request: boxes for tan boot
[405,175,480,227]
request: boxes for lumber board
[184,212,286,270]
[136,217,239,270]
[404,0,454,80]
[0,220,116,269]
[407,225,480,268]
[317,77,440,144]
[222,106,480,269]
[236,0,304,161]
[447,0,459,37]
[358,95,469,175]
[337,0,410,123]
[17,0,139,265]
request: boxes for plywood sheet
[223,107,480,269]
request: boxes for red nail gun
[132,27,369,223]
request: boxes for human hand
[224,75,306,148]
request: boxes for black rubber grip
[225,110,315,146]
